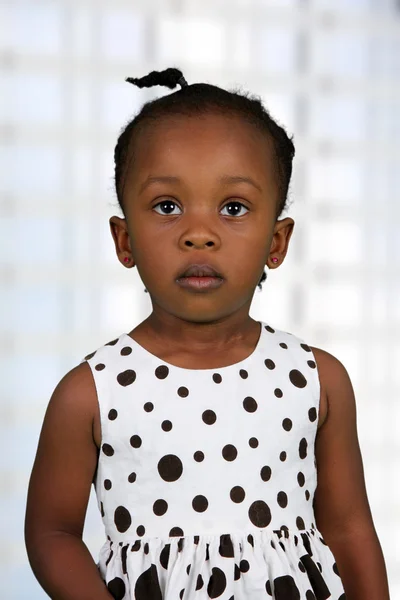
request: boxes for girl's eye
[152,200,249,217]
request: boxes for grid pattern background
[1,0,399,597]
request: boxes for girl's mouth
[176,276,225,291]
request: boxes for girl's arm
[312,347,391,600]
[25,362,113,600]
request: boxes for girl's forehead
[132,114,274,173]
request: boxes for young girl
[25,68,390,600]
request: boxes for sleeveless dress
[80,320,346,600]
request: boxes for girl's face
[111,112,294,324]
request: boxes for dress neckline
[121,320,264,372]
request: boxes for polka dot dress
[80,321,346,599]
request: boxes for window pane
[5,1,63,54]
[100,8,145,61]
[157,17,226,67]
[311,31,369,78]
[309,95,367,141]
[257,26,297,74]
[5,72,63,125]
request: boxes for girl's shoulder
[307,345,354,431]
[25,361,100,546]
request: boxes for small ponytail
[125,68,188,90]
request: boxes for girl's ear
[109,216,132,266]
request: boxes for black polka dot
[213,373,222,383]
[239,369,248,379]
[102,443,114,456]
[296,516,306,530]
[243,397,257,412]
[144,402,153,412]
[265,579,272,595]
[273,575,300,599]
[207,566,226,598]
[277,491,288,508]
[179,588,184,599]
[177,386,189,398]
[249,437,258,448]
[308,407,317,422]
[130,435,142,448]
[120,345,132,356]
[280,525,289,537]
[274,388,283,398]
[114,506,132,533]
[158,454,183,482]
[161,420,172,431]
[306,591,316,600]
[169,526,184,537]
[219,534,234,557]
[305,489,310,501]
[301,555,331,598]
[128,472,136,483]
[131,540,141,552]
[261,465,272,481]
[194,450,204,462]
[195,574,204,590]
[222,444,237,461]
[134,564,162,600]
[265,359,276,370]
[107,577,126,600]
[280,451,287,461]
[159,544,170,569]
[289,369,307,388]
[95,363,105,371]
[136,524,145,536]
[116,369,136,386]
[155,365,169,379]
[248,500,271,527]
[300,343,312,352]
[240,559,250,572]
[282,418,292,431]
[230,486,245,502]
[153,499,168,516]
[108,409,118,420]
[104,479,112,490]
[202,409,216,424]
[297,471,305,487]
[192,495,208,512]
[299,437,308,459]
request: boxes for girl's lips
[176,276,225,291]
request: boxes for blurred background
[1,0,399,597]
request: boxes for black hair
[114,67,295,292]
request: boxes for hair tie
[178,76,189,88]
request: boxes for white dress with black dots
[80,321,346,600]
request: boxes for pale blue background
[1,0,399,597]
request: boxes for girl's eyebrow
[139,174,263,194]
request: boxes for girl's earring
[123,257,130,263]
[271,257,278,264]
